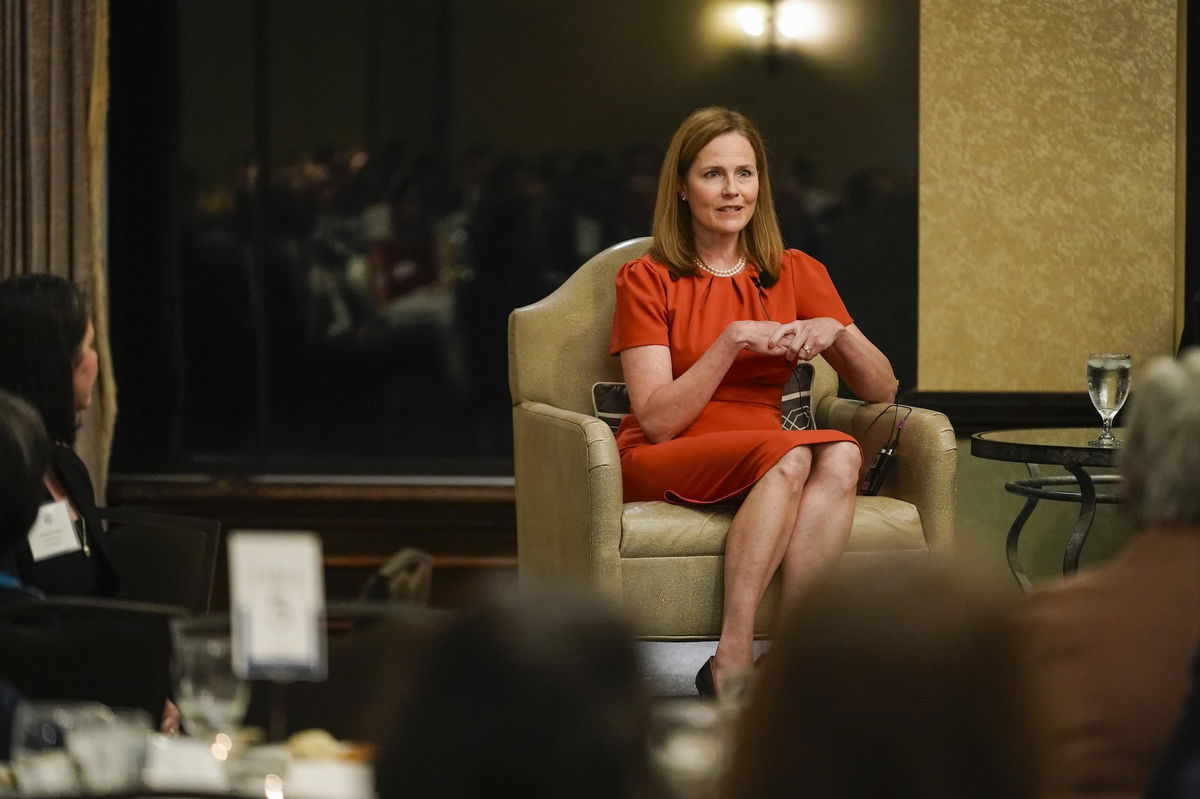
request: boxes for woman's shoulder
[778,248,833,280]
[615,254,673,290]
[781,248,826,268]
[50,445,96,502]
[618,253,672,275]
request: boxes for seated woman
[0,390,50,757]
[610,107,896,693]
[0,391,51,599]
[0,275,118,597]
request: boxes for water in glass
[172,633,250,740]
[1087,353,1131,447]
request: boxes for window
[108,0,918,474]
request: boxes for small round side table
[970,427,1123,592]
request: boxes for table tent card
[228,530,327,681]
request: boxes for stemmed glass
[1086,353,1132,447]
[170,618,250,747]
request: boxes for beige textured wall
[919,0,1183,391]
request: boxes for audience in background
[375,585,660,799]
[178,140,915,458]
[724,562,1043,799]
[0,275,118,597]
[1021,349,1200,799]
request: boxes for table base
[1004,466,1121,592]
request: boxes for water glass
[1087,353,1132,447]
[171,618,250,741]
[67,707,152,793]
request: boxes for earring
[680,194,687,202]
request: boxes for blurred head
[725,563,1043,799]
[0,391,50,561]
[0,274,95,446]
[377,584,658,799]
[1121,348,1200,528]
[651,107,784,284]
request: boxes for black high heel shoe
[695,656,717,697]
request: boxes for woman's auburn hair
[649,107,785,285]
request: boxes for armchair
[508,238,957,638]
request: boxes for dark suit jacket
[1021,527,1200,799]
[1145,650,1200,799]
[15,444,118,597]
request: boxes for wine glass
[171,618,250,744]
[1087,353,1132,447]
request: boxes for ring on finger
[802,344,813,354]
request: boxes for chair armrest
[818,397,958,555]
[512,401,624,595]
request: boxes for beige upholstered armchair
[508,238,957,639]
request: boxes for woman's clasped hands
[726,317,845,362]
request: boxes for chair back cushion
[509,237,651,415]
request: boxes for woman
[610,107,896,694]
[0,274,118,597]
[0,391,51,601]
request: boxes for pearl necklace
[693,255,746,278]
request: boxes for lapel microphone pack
[858,404,912,496]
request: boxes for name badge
[27,501,82,562]
[228,530,327,682]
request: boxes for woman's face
[682,132,759,243]
[73,321,98,411]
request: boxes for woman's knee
[768,446,813,486]
[815,441,862,489]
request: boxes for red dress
[609,249,859,504]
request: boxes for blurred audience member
[0,390,47,757]
[0,391,50,601]
[0,275,118,597]
[725,563,1043,799]
[376,585,660,799]
[1022,349,1200,799]
[1146,652,1200,799]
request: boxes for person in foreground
[0,274,118,597]
[609,107,896,694]
[725,562,1044,799]
[375,585,660,799]
[1021,349,1200,799]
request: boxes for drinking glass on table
[10,701,106,795]
[171,618,250,744]
[648,698,730,799]
[1087,353,1132,447]
[67,706,152,793]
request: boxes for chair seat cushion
[619,496,926,558]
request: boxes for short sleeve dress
[609,249,859,504]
